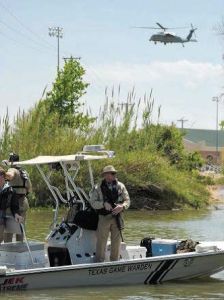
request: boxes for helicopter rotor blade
[169,26,189,29]
[132,25,188,30]
[156,22,188,30]
[156,22,167,30]
[132,26,161,29]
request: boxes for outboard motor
[140,237,154,257]
[47,222,78,266]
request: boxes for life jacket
[9,167,31,195]
[97,179,123,215]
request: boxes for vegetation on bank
[0,58,209,209]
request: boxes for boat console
[46,220,147,266]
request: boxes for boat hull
[1,250,224,291]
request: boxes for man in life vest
[4,153,32,242]
[0,167,23,243]
[89,165,130,262]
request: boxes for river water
[2,207,224,299]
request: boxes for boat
[1,144,224,292]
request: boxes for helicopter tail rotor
[191,23,197,39]
[186,24,197,41]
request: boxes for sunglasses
[104,172,116,175]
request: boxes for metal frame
[16,147,115,228]
[36,162,87,227]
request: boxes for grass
[0,87,209,209]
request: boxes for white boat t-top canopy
[15,154,111,166]
[15,145,115,166]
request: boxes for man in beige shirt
[89,165,130,262]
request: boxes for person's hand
[112,204,123,215]
[15,213,23,224]
[104,202,112,211]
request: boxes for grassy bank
[0,60,209,209]
[88,150,209,210]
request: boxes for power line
[61,49,108,89]
[54,35,111,92]
[0,19,56,53]
[2,0,116,99]
[0,1,120,95]
[82,60,108,89]
[0,30,49,54]
[0,2,111,111]
[60,48,107,95]
[0,1,56,51]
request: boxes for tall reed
[0,87,207,208]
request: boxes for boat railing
[60,162,86,206]
[50,186,68,204]
[77,187,90,202]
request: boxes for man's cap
[9,153,19,162]
[102,165,117,175]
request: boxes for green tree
[182,151,204,171]
[220,120,224,130]
[45,57,93,129]
[155,125,185,164]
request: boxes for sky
[0,0,224,129]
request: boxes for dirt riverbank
[208,185,224,204]
[127,183,190,210]
[128,182,224,210]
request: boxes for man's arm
[26,177,32,194]
[121,184,130,210]
[10,190,23,223]
[112,182,130,215]
[89,186,104,210]
[10,190,19,216]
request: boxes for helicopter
[135,23,197,47]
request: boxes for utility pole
[177,118,188,130]
[212,96,221,161]
[48,27,63,73]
